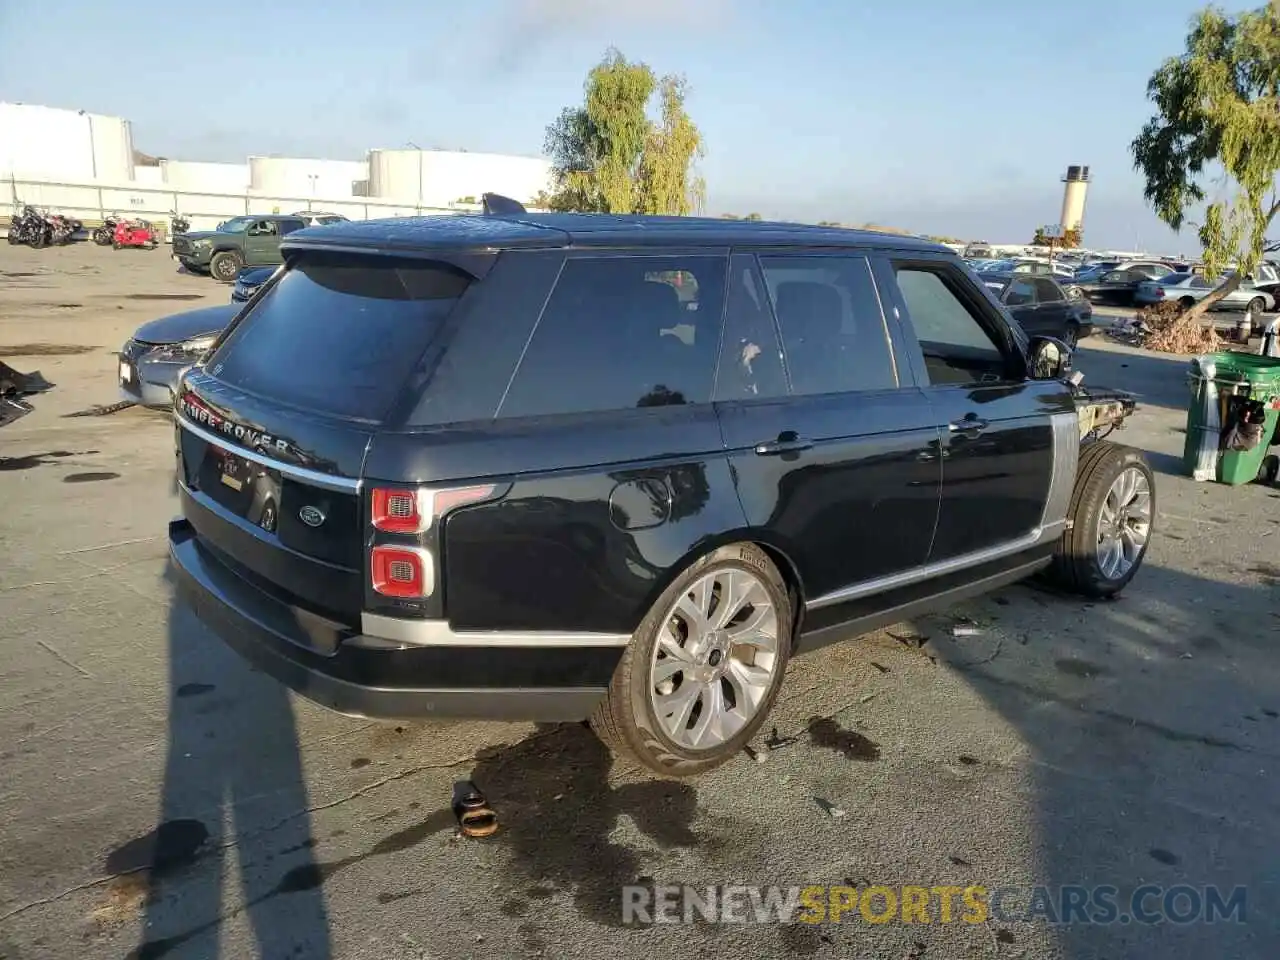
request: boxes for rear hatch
[174,250,474,626]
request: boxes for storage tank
[249,156,367,199]
[1060,165,1090,234]
[0,102,134,182]
[160,160,249,193]
[367,149,552,207]
[367,149,429,203]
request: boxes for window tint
[894,266,1011,386]
[247,220,278,236]
[1102,271,1127,282]
[1032,278,1063,302]
[497,255,726,418]
[1005,279,1036,306]
[714,254,787,401]
[279,219,306,235]
[759,256,896,395]
[1156,272,1185,284]
[1192,276,1213,289]
[208,254,469,421]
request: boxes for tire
[1179,296,1195,309]
[112,240,121,250]
[1260,455,1280,486]
[1046,441,1155,599]
[1249,297,1266,316]
[210,250,244,283]
[590,543,793,777]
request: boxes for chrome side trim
[177,416,361,493]
[361,612,632,648]
[806,521,1065,612]
[1040,411,1080,530]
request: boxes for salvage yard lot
[1,244,1278,960]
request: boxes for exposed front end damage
[1074,387,1138,443]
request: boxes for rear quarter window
[207,253,470,421]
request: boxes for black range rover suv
[169,212,1155,776]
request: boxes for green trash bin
[1183,352,1280,484]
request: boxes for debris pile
[1122,302,1223,355]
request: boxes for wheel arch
[630,529,809,649]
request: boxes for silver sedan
[1134,272,1271,312]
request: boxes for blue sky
[0,0,1221,251]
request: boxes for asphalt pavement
[1,246,1278,959]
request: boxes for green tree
[1030,226,1081,248]
[743,212,762,220]
[544,48,706,215]
[1132,2,1280,321]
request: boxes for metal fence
[2,174,470,236]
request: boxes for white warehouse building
[0,102,135,183]
[367,149,552,206]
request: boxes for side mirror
[1029,336,1071,380]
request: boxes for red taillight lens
[1154,288,1165,297]
[371,488,424,533]
[370,545,433,598]
[370,485,497,533]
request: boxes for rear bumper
[167,517,621,722]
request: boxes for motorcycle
[7,206,50,248]
[93,213,123,246]
[48,213,81,245]
[170,211,191,236]
[0,361,53,430]
[112,218,158,250]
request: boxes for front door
[1027,277,1070,338]
[715,252,941,603]
[875,255,1073,562]
[244,219,281,265]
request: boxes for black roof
[281,212,948,256]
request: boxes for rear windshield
[207,254,470,421]
[1158,272,1188,284]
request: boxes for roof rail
[481,193,527,216]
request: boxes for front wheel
[1046,442,1155,598]
[1179,296,1196,309]
[591,543,793,777]
[210,250,244,283]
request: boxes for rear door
[715,251,940,603]
[176,252,475,628]
[243,219,281,265]
[1029,277,1070,337]
[1001,277,1040,334]
[875,254,1075,561]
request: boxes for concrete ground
[1,244,1278,960]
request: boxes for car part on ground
[165,212,1154,778]
[0,361,54,429]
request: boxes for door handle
[754,430,813,456]
[948,416,989,439]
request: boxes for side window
[1032,278,1063,302]
[714,254,787,401]
[1005,279,1036,306]
[1191,276,1212,289]
[497,255,726,418]
[893,265,1013,387]
[279,219,306,235]
[759,256,897,395]
[248,220,278,237]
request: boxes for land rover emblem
[298,505,326,528]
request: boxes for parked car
[168,210,1152,777]
[1075,262,1172,306]
[1135,271,1272,316]
[231,265,276,303]
[118,305,238,407]
[291,211,350,227]
[979,272,1094,346]
[172,214,309,282]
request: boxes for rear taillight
[368,484,498,600]
[370,545,434,598]
[1154,288,1165,298]
[370,484,495,534]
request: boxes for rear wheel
[1179,296,1195,309]
[1046,441,1155,598]
[591,543,792,777]
[210,250,244,283]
